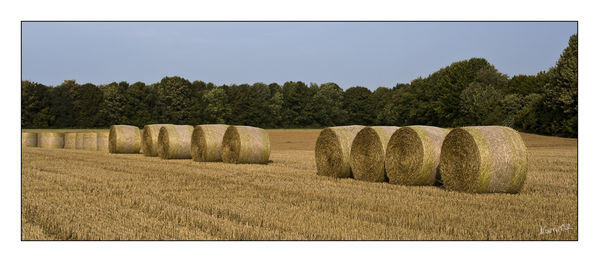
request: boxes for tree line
[22,34,577,137]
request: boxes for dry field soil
[21,129,577,240]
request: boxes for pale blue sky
[22,22,577,89]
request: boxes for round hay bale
[22,132,37,147]
[64,133,77,149]
[350,126,399,182]
[440,126,528,193]
[157,125,194,159]
[109,125,141,154]
[37,132,64,149]
[385,126,449,186]
[75,133,84,149]
[142,124,174,156]
[96,131,109,152]
[139,129,145,154]
[80,132,98,151]
[314,125,365,178]
[221,125,270,164]
[191,124,229,162]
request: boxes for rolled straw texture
[191,124,229,162]
[157,125,194,159]
[350,126,399,182]
[37,132,64,149]
[75,133,84,149]
[22,132,37,147]
[139,129,144,154]
[440,126,528,193]
[314,125,365,178]
[385,126,449,186]
[80,132,97,151]
[64,133,76,149]
[221,125,270,164]
[109,125,141,153]
[96,131,109,152]
[142,124,174,156]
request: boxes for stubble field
[21,129,577,240]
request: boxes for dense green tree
[203,86,230,124]
[188,80,209,124]
[22,81,53,128]
[49,80,78,128]
[226,84,251,125]
[511,93,543,130]
[369,87,393,125]
[247,82,272,127]
[268,90,284,128]
[456,66,508,126]
[280,81,314,127]
[507,74,543,96]
[539,34,578,137]
[306,83,347,127]
[71,83,104,127]
[98,82,128,125]
[19,34,576,137]
[343,86,372,125]
[157,76,193,124]
[122,82,153,127]
[458,84,502,126]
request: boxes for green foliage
[513,93,544,131]
[20,35,576,137]
[49,80,77,128]
[123,82,154,127]
[71,83,104,127]
[540,34,578,137]
[507,74,543,95]
[203,86,229,124]
[98,82,127,126]
[343,86,372,125]
[307,83,348,127]
[157,76,193,124]
[369,87,393,125]
[22,81,52,128]
[268,90,284,128]
[459,83,502,126]
[280,81,314,128]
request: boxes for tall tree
[21,81,53,128]
[98,82,128,126]
[203,86,230,124]
[343,86,372,125]
[540,34,578,137]
[189,80,209,124]
[369,87,394,125]
[306,82,347,127]
[157,76,193,124]
[247,82,272,127]
[280,81,314,127]
[123,82,153,127]
[49,80,78,128]
[226,84,251,125]
[71,83,104,127]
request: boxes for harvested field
[21,129,577,240]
